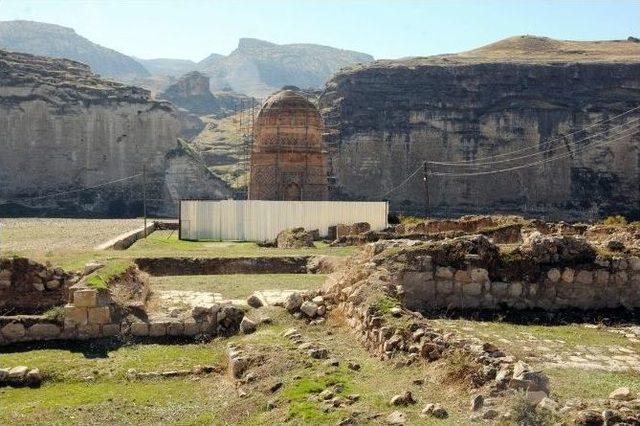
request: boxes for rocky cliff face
[0,50,230,217]
[159,71,220,115]
[0,20,149,80]
[319,36,640,221]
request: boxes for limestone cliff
[0,50,231,217]
[158,71,220,115]
[319,36,640,221]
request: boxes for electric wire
[0,173,142,206]
[428,117,640,167]
[430,125,640,177]
[380,164,424,198]
[427,105,640,165]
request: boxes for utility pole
[142,164,147,238]
[423,161,430,218]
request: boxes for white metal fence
[180,200,389,241]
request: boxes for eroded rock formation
[319,36,640,220]
[0,49,230,217]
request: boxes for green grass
[547,368,640,402]
[86,260,133,290]
[0,343,222,383]
[4,230,358,272]
[432,318,639,355]
[283,369,354,423]
[0,308,478,425]
[151,274,327,299]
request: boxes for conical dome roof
[260,90,317,114]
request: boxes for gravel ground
[0,218,145,252]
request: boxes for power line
[429,117,640,167]
[0,173,142,206]
[380,163,424,198]
[430,126,640,177]
[426,105,640,165]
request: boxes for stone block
[64,304,88,325]
[8,366,28,381]
[1,322,26,340]
[28,323,61,339]
[46,279,61,290]
[77,324,101,339]
[0,269,11,280]
[546,268,561,282]
[102,323,120,337]
[149,322,167,337]
[167,322,184,336]
[574,270,593,285]
[130,322,149,336]
[454,270,471,283]
[490,282,509,296]
[88,307,111,325]
[470,268,489,283]
[462,281,483,297]
[614,271,629,285]
[561,268,574,283]
[183,319,199,336]
[595,270,610,285]
[436,280,454,294]
[629,256,640,271]
[74,289,98,307]
[509,282,523,298]
[435,267,454,280]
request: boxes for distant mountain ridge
[0,20,149,80]
[195,38,374,98]
[0,20,374,98]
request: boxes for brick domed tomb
[249,90,328,200]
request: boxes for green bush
[43,306,66,322]
[603,215,627,226]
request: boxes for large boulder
[276,228,314,249]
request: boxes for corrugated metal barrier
[180,200,389,241]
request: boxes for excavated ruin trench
[134,256,317,276]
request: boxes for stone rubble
[0,366,42,387]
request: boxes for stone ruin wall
[320,62,640,220]
[401,255,640,312]
[0,259,244,346]
[0,257,78,314]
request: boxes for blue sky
[0,0,638,61]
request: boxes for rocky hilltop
[319,36,640,220]
[0,49,231,217]
[0,20,149,80]
[158,71,220,115]
[199,38,373,98]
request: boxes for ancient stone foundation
[0,257,79,314]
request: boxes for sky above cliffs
[0,0,638,61]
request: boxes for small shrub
[442,350,479,386]
[372,296,399,315]
[399,215,425,225]
[603,215,627,226]
[509,391,555,426]
[43,306,66,322]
